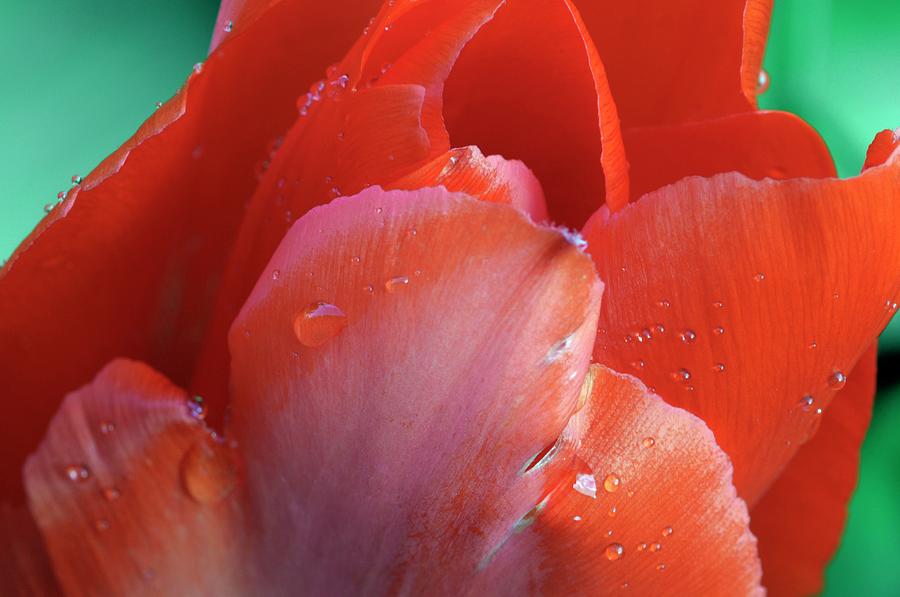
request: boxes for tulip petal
[227,186,602,592]
[0,0,382,502]
[0,504,60,596]
[444,0,629,218]
[196,0,625,408]
[475,365,763,595]
[749,346,876,597]
[573,0,771,126]
[582,142,900,504]
[23,360,243,595]
[387,146,549,221]
[625,111,835,199]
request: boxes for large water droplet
[573,473,597,498]
[64,464,90,483]
[605,543,624,561]
[293,302,348,347]
[828,371,847,390]
[603,473,621,493]
[181,436,237,504]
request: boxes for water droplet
[193,62,203,74]
[573,515,582,522]
[654,323,666,334]
[649,542,662,553]
[608,505,618,517]
[828,371,847,390]
[56,191,66,201]
[605,543,624,561]
[547,335,574,362]
[636,328,653,343]
[573,473,597,499]
[656,299,671,309]
[351,256,361,265]
[754,272,766,283]
[155,101,163,109]
[603,473,621,493]
[99,421,115,434]
[363,284,374,294]
[679,330,696,343]
[713,300,725,309]
[656,563,667,572]
[224,20,233,33]
[798,395,815,412]
[662,526,673,537]
[384,275,409,293]
[94,519,110,532]
[808,341,818,350]
[293,302,348,347]
[671,369,692,384]
[102,487,120,501]
[630,359,646,371]
[180,436,237,504]
[271,269,280,281]
[636,542,648,552]
[712,362,726,373]
[43,203,55,214]
[756,69,770,94]
[64,464,90,483]
[375,207,384,214]
[71,174,83,185]
[712,326,725,336]
[184,395,206,420]
[642,436,655,448]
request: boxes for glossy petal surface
[625,111,835,199]
[573,0,771,126]
[228,186,601,593]
[0,0,381,502]
[583,147,900,504]
[751,347,876,597]
[477,366,763,596]
[23,360,242,595]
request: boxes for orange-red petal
[23,360,243,595]
[475,365,763,595]
[387,146,548,221]
[583,144,900,504]
[750,346,876,597]
[573,0,771,127]
[227,186,601,592]
[624,111,835,200]
[0,0,383,502]
[445,0,628,219]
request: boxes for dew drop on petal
[754,272,766,283]
[180,436,237,504]
[186,395,207,421]
[662,526,673,537]
[712,326,726,336]
[656,563,667,572]
[605,543,624,561]
[649,542,662,553]
[603,473,621,493]
[756,69,770,94]
[102,487,120,501]
[828,371,847,390]
[384,275,409,293]
[293,302,348,347]
[642,436,655,448]
[636,542,647,552]
[271,269,280,281]
[223,20,233,32]
[99,421,115,434]
[671,369,692,384]
[679,330,696,343]
[712,362,726,373]
[608,505,618,517]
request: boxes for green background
[0,1,898,593]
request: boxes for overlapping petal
[194,0,625,413]
[750,347,876,597]
[23,360,243,595]
[572,0,771,126]
[624,111,835,200]
[583,141,900,504]
[477,365,764,596]
[0,0,382,502]
[227,186,601,592]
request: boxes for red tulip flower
[2,0,899,595]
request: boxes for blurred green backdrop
[0,0,897,594]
